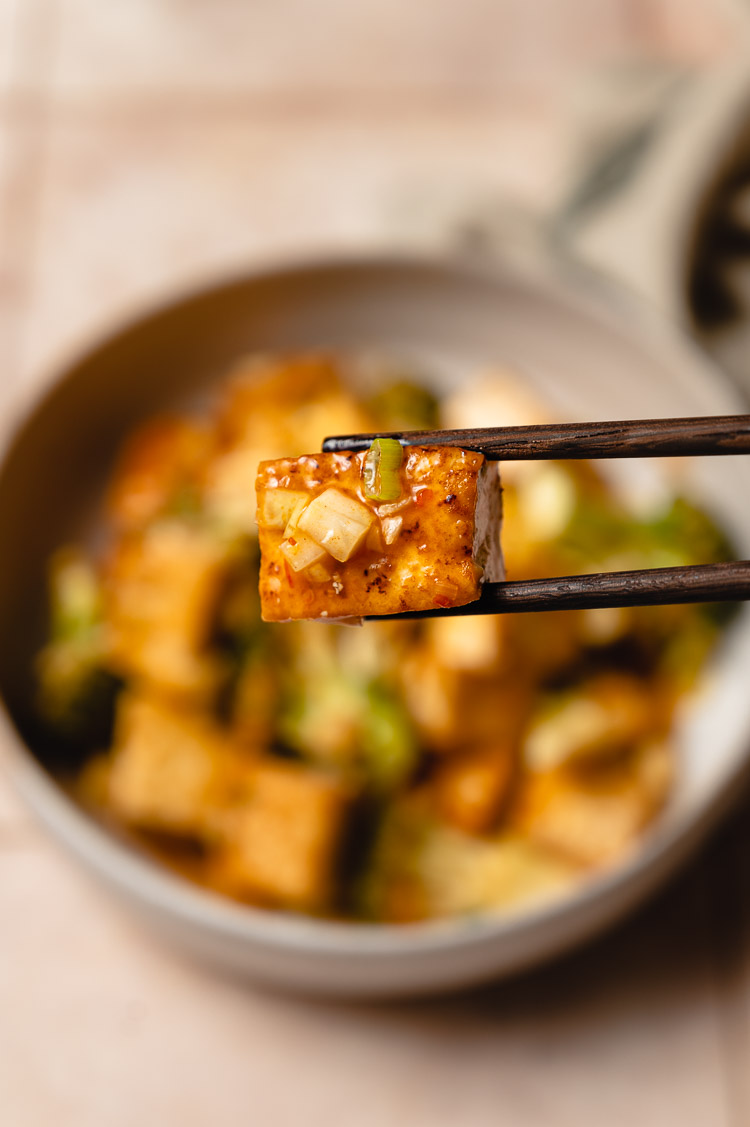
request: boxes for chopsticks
[320,414,750,617]
[322,414,750,461]
[368,562,750,620]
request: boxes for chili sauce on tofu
[256,444,503,620]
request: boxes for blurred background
[4,1,750,1124]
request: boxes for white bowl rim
[0,248,747,963]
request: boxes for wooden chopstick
[323,414,750,460]
[322,416,750,618]
[367,561,750,619]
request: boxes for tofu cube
[108,416,210,529]
[512,742,673,866]
[227,759,353,910]
[107,692,250,840]
[104,521,231,698]
[256,446,503,621]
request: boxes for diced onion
[260,489,310,530]
[306,560,334,583]
[298,488,374,562]
[283,496,309,538]
[363,438,403,501]
[381,515,403,545]
[376,497,412,517]
[279,531,328,572]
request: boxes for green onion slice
[363,438,403,501]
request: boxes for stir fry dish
[35,355,734,922]
[256,444,503,621]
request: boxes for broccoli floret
[37,643,119,747]
[367,379,440,431]
[36,550,119,748]
[559,494,734,572]
[360,682,418,793]
[279,669,417,793]
[646,497,734,566]
[49,549,102,641]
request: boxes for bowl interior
[1,255,749,968]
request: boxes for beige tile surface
[51,0,623,98]
[0,0,58,389]
[0,0,59,99]
[0,119,31,392]
[18,105,559,380]
[0,115,50,392]
[0,2,19,97]
[0,770,30,832]
[50,0,733,102]
[0,112,18,376]
[0,825,735,1127]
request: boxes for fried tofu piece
[103,521,231,699]
[108,416,211,529]
[222,758,354,911]
[418,832,579,919]
[523,675,660,772]
[433,743,515,835]
[256,446,503,621]
[229,653,280,750]
[363,798,577,922]
[511,741,674,867]
[398,643,532,753]
[203,355,372,533]
[107,692,252,840]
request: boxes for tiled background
[2,2,750,1124]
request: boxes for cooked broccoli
[279,669,417,793]
[36,550,119,747]
[367,379,440,431]
[360,682,418,793]
[559,494,733,572]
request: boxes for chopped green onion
[363,438,403,502]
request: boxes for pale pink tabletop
[1,3,750,1124]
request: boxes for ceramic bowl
[1,254,749,998]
